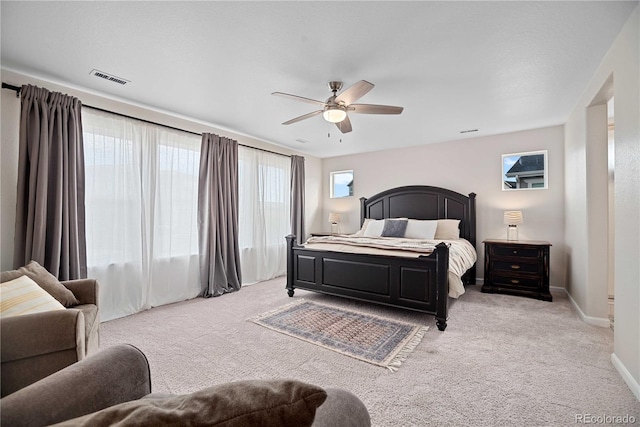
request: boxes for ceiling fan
[272,80,404,134]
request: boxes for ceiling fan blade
[335,80,374,105]
[272,92,326,106]
[282,110,323,125]
[349,104,404,115]
[335,116,352,134]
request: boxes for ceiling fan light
[323,107,347,123]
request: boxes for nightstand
[482,239,552,301]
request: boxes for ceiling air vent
[90,69,130,85]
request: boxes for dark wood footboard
[285,235,451,331]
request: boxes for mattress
[302,235,477,298]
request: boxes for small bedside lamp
[328,212,341,235]
[504,211,523,241]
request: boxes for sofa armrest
[1,310,86,396]
[62,278,99,306]
[0,344,152,427]
[1,310,85,362]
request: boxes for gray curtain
[14,85,87,280]
[197,133,242,297]
[290,155,305,244]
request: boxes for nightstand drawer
[491,245,540,259]
[490,274,540,289]
[492,261,539,274]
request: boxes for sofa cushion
[1,261,79,307]
[53,379,327,427]
[0,275,66,318]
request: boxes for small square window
[330,170,354,198]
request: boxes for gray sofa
[0,274,100,397]
[1,344,371,426]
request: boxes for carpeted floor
[100,278,640,426]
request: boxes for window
[330,170,354,198]
[83,109,293,317]
[502,150,548,190]
[83,109,201,320]
[238,147,291,284]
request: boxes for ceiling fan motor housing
[328,81,343,92]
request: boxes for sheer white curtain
[83,109,201,320]
[238,147,291,284]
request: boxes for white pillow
[353,218,372,237]
[434,219,461,240]
[404,219,438,240]
[0,275,65,318]
[363,219,385,237]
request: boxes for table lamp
[328,212,341,235]
[504,211,523,241]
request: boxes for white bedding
[303,235,477,298]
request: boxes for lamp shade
[503,211,523,225]
[328,212,341,224]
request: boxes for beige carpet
[100,278,640,426]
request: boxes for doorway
[586,74,614,328]
[607,96,615,329]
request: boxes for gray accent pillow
[1,261,79,307]
[53,379,328,427]
[381,219,408,237]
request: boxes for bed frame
[285,185,476,331]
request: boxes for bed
[285,185,477,331]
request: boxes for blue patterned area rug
[249,300,428,371]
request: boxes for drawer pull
[511,265,521,270]
[511,279,520,284]
[513,250,518,254]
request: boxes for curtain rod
[2,82,292,159]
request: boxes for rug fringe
[386,326,429,372]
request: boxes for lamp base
[507,225,518,241]
[331,223,339,235]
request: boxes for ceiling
[1,1,636,158]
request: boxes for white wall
[321,125,566,287]
[565,6,640,399]
[0,69,323,270]
[0,75,21,270]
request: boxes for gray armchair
[1,344,371,427]
[0,278,100,397]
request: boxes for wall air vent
[90,69,130,85]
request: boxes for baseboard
[556,287,611,328]
[611,353,640,401]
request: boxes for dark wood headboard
[359,185,477,248]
